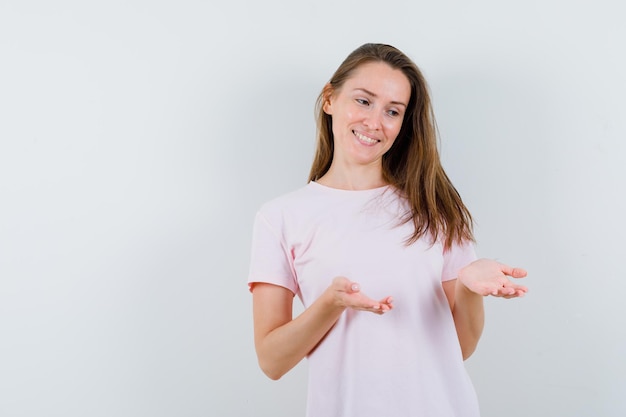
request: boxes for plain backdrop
[1,1,625,416]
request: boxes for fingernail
[351,284,359,291]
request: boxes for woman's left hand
[458,258,528,298]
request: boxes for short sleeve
[247,210,299,295]
[441,242,477,282]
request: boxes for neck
[317,163,387,190]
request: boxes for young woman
[248,43,527,417]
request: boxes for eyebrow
[354,88,408,108]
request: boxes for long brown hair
[308,43,474,249]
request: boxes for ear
[322,83,334,115]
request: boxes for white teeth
[354,131,379,144]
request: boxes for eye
[387,109,401,117]
[356,98,370,106]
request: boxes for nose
[363,111,382,131]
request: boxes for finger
[334,276,360,293]
[499,264,527,278]
[497,286,528,298]
[502,289,526,299]
[351,305,380,313]
[502,282,528,293]
[383,296,394,310]
[510,267,528,278]
[379,296,394,305]
[349,282,361,293]
[493,290,515,298]
[353,296,392,313]
[515,287,528,296]
[332,276,351,290]
[488,283,515,297]
[353,293,381,309]
[360,305,384,313]
[377,303,393,314]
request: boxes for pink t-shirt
[248,182,480,417]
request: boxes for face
[323,61,411,169]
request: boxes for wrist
[455,277,481,298]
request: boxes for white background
[1,1,625,416]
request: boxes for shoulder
[255,182,329,230]
[441,240,477,280]
[258,183,318,216]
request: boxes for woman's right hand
[329,276,394,314]
[252,278,393,380]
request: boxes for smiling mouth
[353,130,380,145]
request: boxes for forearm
[255,287,346,380]
[451,281,485,360]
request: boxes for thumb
[511,267,527,278]
[332,276,360,293]
[500,264,528,278]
